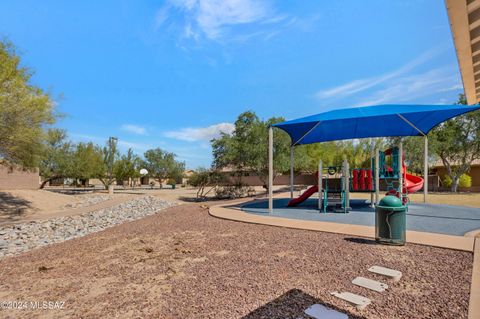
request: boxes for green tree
[387,136,429,174]
[113,148,140,187]
[0,40,56,167]
[99,137,119,189]
[430,94,480,192]
[143,148,185,188]
[293,138,385,174]
[189,168,227,199]
[71,142,104,185]
[249,116,291,189]
[39,129,74,188]
[211,111,291,191]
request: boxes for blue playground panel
[241,198,480,236]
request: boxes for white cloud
[164,122,234,142]
[70,133,153,152]
[436,83,463,93]
[154,6,170,29]
[121,124,148,135]
[314,49,440,100]
[353,68,462,106]
[155,0,286,42]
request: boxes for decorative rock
[0,196,175,258]
[0,240,8,248]
[63,195,111,209]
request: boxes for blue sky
[0,0,463,168]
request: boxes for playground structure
[267,104,480,215]
[287,146,425,212]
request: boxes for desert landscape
[0,203,472,318]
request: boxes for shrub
[443,175,452,188]
[459,174,472,188]
[167,178,176,186]
[189,168,227,199]
[215,186,248,199]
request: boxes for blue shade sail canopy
[273,104,480,145]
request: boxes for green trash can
[375,196,406,245]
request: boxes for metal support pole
[370,146,374,207]
[424,136,428,203]
[375,149,380,205]
[318,160,323,211]
[268,127,273,214]
[398,142,403,198]
[290,146,294,199]
[344,159,350,212]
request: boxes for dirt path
[0,204,472,319]
[0,194,139,226]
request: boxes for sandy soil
[0,190,130,224]
[115,186,270,203]
[115,187,202,202]
[0,205,472,319]
[1,190,80,211]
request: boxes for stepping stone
[330,291,371,310]
[352,276,388,292]
[368,265,402,282]
[304,304,348,319]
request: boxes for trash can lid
[378,195,403,208]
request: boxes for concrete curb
[469,238,480,319]
[465,228,480,238]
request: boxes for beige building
[431,159,480,191]
[446,0,480,104]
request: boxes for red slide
[405,173,424,193]
[287,185,318,207]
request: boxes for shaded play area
[267,104,480,214]
[242,198,480,236]
[260,104,480,242]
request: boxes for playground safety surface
[242,198,480,237]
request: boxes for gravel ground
[0,196,175,258]
[0,204,472,319]
[62,195,112,209]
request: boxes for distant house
[430,159,480,192]
[182,169,194,185]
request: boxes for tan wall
[222,174,316,187]
[433,165,480,192]
[0,165,39,190]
